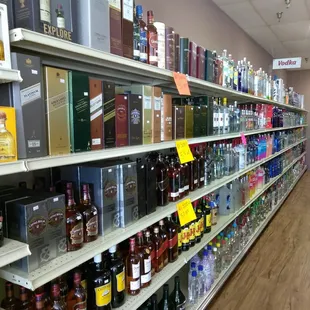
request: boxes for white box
[0,3,11,69]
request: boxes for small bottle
[158,284,174,310]
[159,220,169,267]
[55,4,65,29]
[1,282,20,310]
[126,238,141,295]
[19,286,31,310]
[66,271,87,310]
[170,276,186,309]
[188,271,198,305]
[152,227,164,272]
[50,283,66,310]
[197,265,205,297]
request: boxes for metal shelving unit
[0,239,30,268]
[0,125,306,176]
[0,67,22,84]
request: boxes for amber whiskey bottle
[165,215,178,262]
[156,154,169,206]
[158,220,168,267]
[50,283,66,310]
[136,232,152,288]
[66,271,87,310]
[168,157,179,202]
[174,157,184,199]
[147,11,158,66]
[34,293,46,310]
[1,282,20,310]
[172,212,183,255]
[57,275,68,307]
[65,185,84,251]
[188,155,198,191]
[144,230,155,276]
[126,238,141,295]
[152,227,164,273]
[195,147,205,188]
[78,184,98,243]
[19,286,31,310]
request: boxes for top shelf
[9,28,308,113]
[0,67,22,84]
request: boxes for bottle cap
[136,5,143,15]
[207,245,212,251]
[213,247,217,252]
[203,250,208,257]
[94,254,102,263]
[137,231,143,237]
[192,270,197,277]
[190,262,196,268]
[154,227,159,233]
[109,245,117,253]
[216,242,221,247]
[198,265,203,271]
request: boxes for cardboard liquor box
[189,41,197,78]
[195,96,213,136]
[0,3,11,69]
[121,0,133,59]
[193,105,201,137]
[205,49,214,82]
[103,81,116,148]
[68,71,91,153]
[0,0,13,29]
[174,33,180,72]
[136,158,146,218]
[196,46,205,80]
[161,94,172,141]
[13,0,77,42]
[44,66,70,156]
[117,161,139,227]
[179,37,189,75]
[128,94,142,146]
[152,87,161,143]
[0,106,17,162]
[89,78,104,150]
[154,21,165,69]
[109,0,122,56]
[10,53,47,159]
[79,164,120,235]
[184,105,193,139]
[76,0,110,52]
[115,94,128,147]
[6,197,52,273]
[172,106,185,140]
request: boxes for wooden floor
[208,171,310,310]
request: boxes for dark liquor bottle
[152,227,163,273]
[204,196,212,233]
[172,212,182,255]
[19,287,31,310]
[58,275,68,307]
[147,11,158,66]
[195,147,205,188]
[182,161,190,196]
[158,284,174,310]
[181,222,190,252]
[168,157,179,202]
[0,210,3,247]
[156,154,169,206]
[169,276,186,309]
[34,293,46,310]
[126,238,141,295]
[174,157,184,199]
[78,184,98,243]
[158,220,168,267]
[133,1,140,61]
[136,232,152,288]
[150,294,158,310]
[136,5,147,63]
[188,155,198,192]
[1,282,20,310]
[108,245,125,308]
[165,215,178,262]
[193,201,201,243]
[91,254,112,310]
[50,283,66,310]
[66,271,87,310]
[65,184,83,251]
[144,230,155,276]
[189,216,196,247]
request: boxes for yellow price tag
[175,140,194,164]
[177,199,197,227]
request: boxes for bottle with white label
[40,0,51,24]
[126,238,141,295]
[136,231,152,288]
[55,4,65,29]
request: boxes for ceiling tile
[245,26,278,44]
[251,0,309,26]
[261,42,289,58]
[282,39,310,53]
[218,2,266,28]
[271,21,310,42]
[212,0,248,5]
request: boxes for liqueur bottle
[50,283,66,310]
[1,282,20,310]
[0,111,16,160]
[158,220,168,267]
[173,212,183,255]
[158,285,174,310]
[169,276,186,309]
[156,154,169,206]
[147,10,158,66]
[152,227,163,273]
[136,5,147,63]
[168,157,179,202]
[144,230,155,276]
[165,215,178,262]
[126,238,141,295]
[66,271,87,310]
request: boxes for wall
[138,0,273,72]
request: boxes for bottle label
[213,112,218,127]
[178,232,182,247]
[199,217,204,233]
[132,262,140,279]
[157,177,169,192]
[73,301,86,310]
[70,222,83,245]
[195,221,201,237]
[189,223,195,241]
[57,17,65,29]
[81,279,87,293]
[144,256,152,273]
[181,227,189,244]
[130,279,140,290]
[168,234,178,248]
[141,271,151,284]
[140,29,147,61]
[116,268,125,292]
[86,215,98,237]
[206,214,212,227]
[169,176,179,198]
[94,282,111,307]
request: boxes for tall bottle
[66,271,87,310]
[126,238,141,295]
[152,227,164,272]
[1,282,20,310]
[165,215,178,262]
[173,212,183,255]
[188,153,198,191]
[159,220,169,267]
[108,246,125,308]
[133,1,140,61]
[147,11,158,66]
[158,284,174,310]
[19,287,31,310]
[168,157,180,202]
[170,276,186,309]
[144,230,155,276]
[58,275,68,307]
[136,5,147,63]
[50,283,66,310]
[156,154,169,206]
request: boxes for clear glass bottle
[0,111,16,160]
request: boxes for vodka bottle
[218,98,224,135]
[219,184,231,215]
[213,98,219,135]
[223,98,230,134]
[222,50,230,88]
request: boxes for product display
[0,3,11,69]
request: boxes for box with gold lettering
[13,0,77,42]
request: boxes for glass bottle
[195,147,205,188]
[147,10,158,66]
[50,283,66,310]
[65,185,83,251]
[158,284,174,310]
[133,1,140,61]
[158,220,169,267]
[144,230,155,276]
[151,294,158,310]
[168,157,179,202]
[78,183,98,243]
[55,4,65,29]
[172,212,183,255]
[188,155,198,191]
[165,215,178,262]
[182,161,190,196]
[156,154,169,206]
[170,276,186,309]
[19,287,31,310]
[174,157,185,199]
[34,293,46,310]
[1,282,20,310]
[192,201,201,244]
[66,271,87,310]
[0,111,16,160]
[58,275,68,307]
[126,238,141,295]
[181,222,190,252]
[152,227,164,273]
[0,39,4,61]
[136,5,147,63]
[108,245,125,308]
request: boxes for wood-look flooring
[208,171,310,310]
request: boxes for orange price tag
[173,72,191,96]
[175,140,194,164]
[177,199,197,227]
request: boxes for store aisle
[208,171,310,310]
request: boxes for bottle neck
[148,16,154,24]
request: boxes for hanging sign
[273,57,302,69]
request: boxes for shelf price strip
[175,139,194,164]
[176,198,197,227]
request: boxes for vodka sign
[273,57,302,69]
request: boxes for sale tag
[173,72,191,96]
[176,140,194,164]
[177,199,197,227]
[241,132,247,145]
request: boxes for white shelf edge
[0,67,22,84]
[0,125,307,176]
[189,166,307,310]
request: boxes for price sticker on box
[173,72,191,96]
[177,199,197,227]
[241,132,247,145]
[176,139,194,164]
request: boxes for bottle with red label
[19,286,31,310]
[144,230,155,276]
[66,271,87,310]
[65,183,84,252]
[126,238,141,295]
[152,227,164,273]
[168,158,180,202]
[158,220,168,267]
[1,282,20,310]
[78,183,98,243]
[156,154,169,206]
[165,215,178,262]
[147,10,158,66]
[50,283,66,310]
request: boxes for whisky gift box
[184,105,193,139]
[161,94,172,141]
[200,105,207,137]
[152,87,161,143]
[0,0,13,29]
[189,41,197,78]
[195,96,213,136]
[165,26,175,71]
[0,3,11,69]
[179,37,189,75]
[103,81,116,148]
[118,161,139,227]
[122,0,133,59]
[89,78,104,150]
[174,33,180,72]
[205,49,214,82]
[136,158,146,218]
[68,71,91,152]
[11,53,47,159]
[172,106,185,140]
[44,66,70,156]
[109,0,122,56]
[115,94,129,147]
[128,94,143,146]
[196,46,205,80]
[193,105,201,137]
[13,0,77,42]
[76,0,110,52]
[154,21,166,69]
[0,106,17,163]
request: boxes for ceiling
[212,0,310,69]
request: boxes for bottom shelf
[188,166,307,310]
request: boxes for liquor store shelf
[0,125,307,177]
[0,238,31,268]
[187,166,307,310]
[0,140,305,291]
[118,153,307,310]
[0,67,22,84]
[9,28,308,113]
